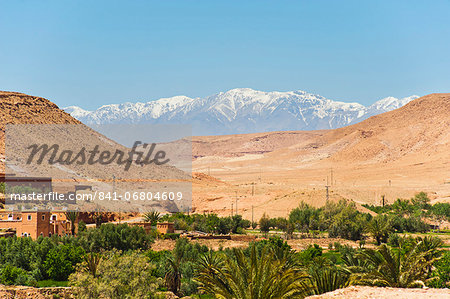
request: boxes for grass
[37,280,69,288]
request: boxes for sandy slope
[306,286,450,299]
[192,94,450,219]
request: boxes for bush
[0,264,28,285]
[77,223,153,252]
[163,233,180,240]
[77,220,87,233]
[325,200,368,241]
[259,213,272,234]
[69,251,161,298]
[387,233,401,247]
[299,244,322,262]
[289,202,320,231]
[44,244,84,281]
[429,250,450,288]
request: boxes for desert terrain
[1,91,449,220]
[192,94,450,219]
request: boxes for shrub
[69,251,161,298]
[163,233,180,240]
[259,213,272,234]
[289,202,320,231]
[0,264,29,285]
[77,223,153,252]
[77,220,87,233]
[44,244,84,281]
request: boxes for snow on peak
[64,89,420,135]
[370,95,420,111]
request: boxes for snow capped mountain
[64,88,419,135]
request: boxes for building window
[42,215,45,221]
[27,215,32,221]
[40,233,43,236]
[51,215,57,221]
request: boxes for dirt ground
[151,237,363,252]
[306,285,450,299]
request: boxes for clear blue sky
[1,0,449,109]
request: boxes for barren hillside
[0,91,81,170]
[0,91,189,213]
[192,94,450,218]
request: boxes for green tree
[411,192,431,210]
[355,241,441,287]
[77,223,152,252]
[84,252,102,278]
[259,213,271,234]
[289,202,319,231]
[65,211,79,236]
[44,244,84,281]
[367,214,393,245]
[78,220,87,233]
[325,200,368,241]
[69,251,161,299]
[308,264,349,295]
[195,245,310,298]
[143,210,161,226]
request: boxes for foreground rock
[0,285,73,299]
[307,286,450,299]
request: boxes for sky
[0,0,449,110]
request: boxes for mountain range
[64,88,419,136]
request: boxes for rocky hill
[191,94,450,217]
[0,91,81,171]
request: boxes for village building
[0,210,76,239]
[156,222,175,234]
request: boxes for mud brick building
[0,210,75,239]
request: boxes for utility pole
[325,185,330,202]
[381,195,385,207]
[252,205,254,225]
[252,182,255,196]
[235,191,238,216]
[330,168,333,186]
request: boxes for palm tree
[367,214,393,245]
[308,266,349,295]
[165,255,182,295]
[143,210,161,226]
[195,245,310,298]
[415,236,444,277]
[354,241,440,287]
[65,211,79,236]
[84,252,102,278]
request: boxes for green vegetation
[195,245,310,298]
[160,213,251,234]
[0,192,449,297]
[0,223,151,286]
[144,210,161,226]
[363,192,450,231]
[0,182,5,194]
[37,279,69,287]
[69,251,161,299]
